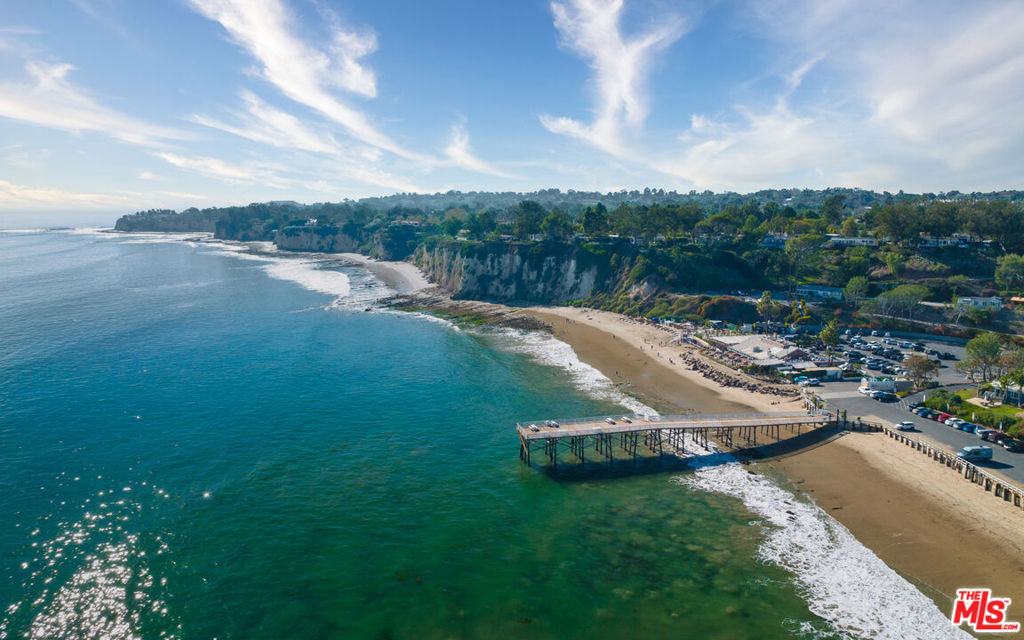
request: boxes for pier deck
[517,411,834,467]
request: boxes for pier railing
[516,411,834,468]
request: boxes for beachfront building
[795,284,844,300]
[956,296,1003,311]
[711,334,806,369]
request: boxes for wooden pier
[517,411,834,468]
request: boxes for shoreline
[334,253,432,294]
[386,286,1024,627]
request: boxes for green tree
[904,355,939,389]
[440,215,462,237]
[756,291,778,328]
[963,332,1004,382]
[875,283,928,319]
[965,306,994,327]
[840,216,858,237]
[995,254,1024,291]
[540,209,572,240]
[821,194,847,226]
[580,204,608,235]
[844,276,869,303]
[512,200,545,239]
[819,320,840,364]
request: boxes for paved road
[819,380,1024,486]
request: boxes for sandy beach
[386,282,1024,627]
[336,253,432,294]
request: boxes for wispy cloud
[0,179,136,210]
[186,0,424,160]
[540,0,685,154]
[443,122,518,178]
[155,152,292,188]
[0,60,189,147]
[728,0,1024,188]
[190,90,348,156]
[191,90,423,191]
[663,101,841,190]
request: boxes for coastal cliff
[415,241,611,302]
[273,227,360,253]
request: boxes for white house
[795,284,844,300]
[957,296,1003,311]
[991,380,1024,406]
[826,235,878,247]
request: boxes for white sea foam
[492,328,657,416]
[262,259,351,299]
[0,228,49,234]
[677,445,971,640]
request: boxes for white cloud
[138,171,159,180]
[540,0,685,154]
[443,122,517,178]
[664,102,842,190]
[155,152,292,188]
[0,61,189,146]
[734,0,1024,187]
[190,90,346,156]
[0,179,136,210]
[186,0,424,160]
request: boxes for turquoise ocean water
[0,230,967,639]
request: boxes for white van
[957,445,993,462]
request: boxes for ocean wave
[262,259,351,300]
[489,328,657,416]
[678,446,970,640]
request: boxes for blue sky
[3,0,1024,224]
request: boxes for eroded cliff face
[415,242,604,303]
[273,229,359,253]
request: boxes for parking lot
[832,331,967,385]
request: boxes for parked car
[975,428,994,439]
[957,445,993,462]
[1003,440,1024,452]
[875,392,899,403]
[895,421,915,431]
[936,413,952,422]
[908,401,923,410]
[944,417,965,427]
[959,423,977,433]
[984,431,1012,444]
[939,352,956,360]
